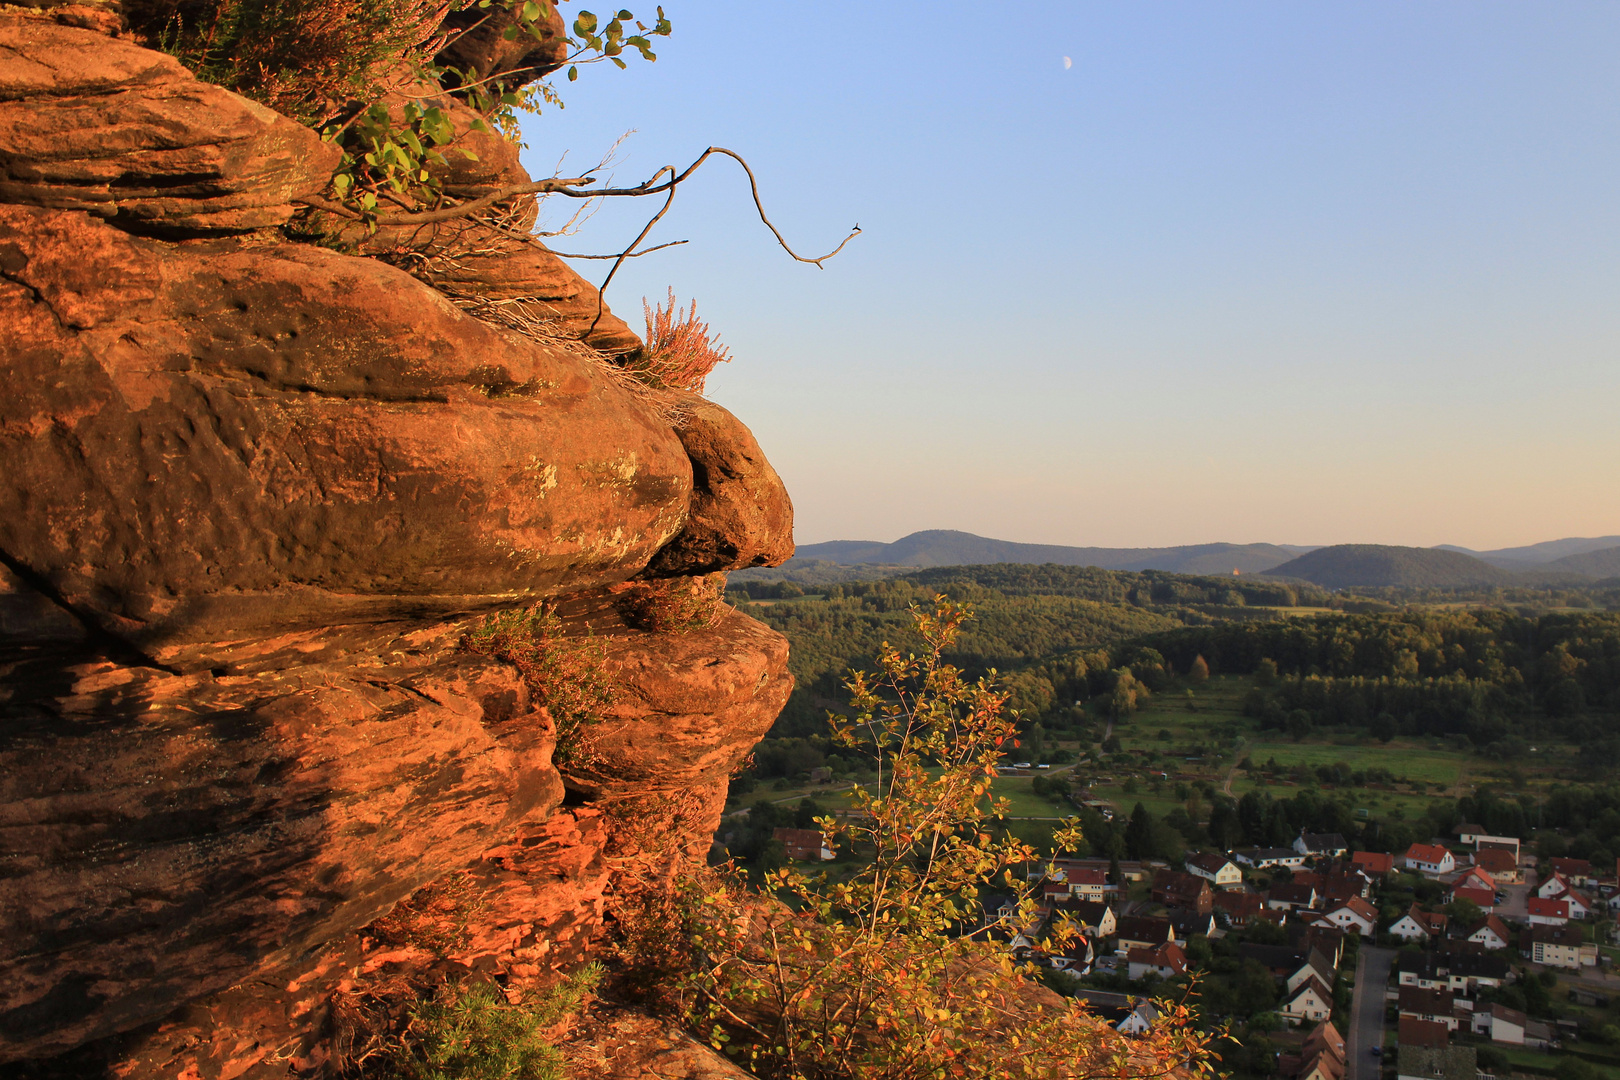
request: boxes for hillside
[1262,544,1515,588]
[1552,545,1620,579]
[785,530,1307,574]
[1441,535,1620,569]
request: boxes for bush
[132,0,448,121]
[461,603,614,758]
[390,965,599,1080]
[679,598,1217,1079]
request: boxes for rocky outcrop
[0,23,340,232]
[0,10,795,1076]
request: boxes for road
[1348,945,1394,1080]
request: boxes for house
[1452,866,1495,893]
[772,827,834,861]
[1267,882,1318,911]
[1399,1017,1450,1049]
[1234,846,1306,870]
[1398,985,1460,1030]
[1281,976,1334,1025]
[1126,941,1188,979]
[1475,835,1521,859]
[1352,851,1396,877]
[1116,999,1160,1035]
[1447,885,1495,911]
[1402,843,1456,876]
[1474,847,1522,883]
[1454,824,1487,845]
[1537,871,1571,900]
[1166,907,1216,944]
[1552,887,1595,920]
[1523,924,1597,969]
[1396,1045,1476,1080]
[1152,869,1213,914]
[1061,900,1116,938]
[1214,891,1267,927]
[1114,915,1175,955]
[1526,897,1569,926]
[1049,935,1094,974]
[1294,832,1348,859]
[1464,915,1512,951]
[1288,922,1346,968]
[1401,950,1510,993]
[1290,1021,1346,1080]
[1471,1003,1526,1045]
[1067,867,1108,903]
[1185,852,1244,889]
[1316,896,1377,937]
[1285,949,1337,995]
[1237,942,1308,980]
[1550,857,1594,887]
[1390,904,1447,942]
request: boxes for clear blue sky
[519,2,1620,550]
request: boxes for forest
[730,563,1620,783]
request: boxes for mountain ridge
[790,530,1310,575]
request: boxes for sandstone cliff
[0,7,791,1076]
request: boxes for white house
[1472,1003,1526,1045]
[1185,852,1244,889]
[1389,905,1446,942]
[1281,977,1334,1026]
[1116,1000,1159,1035]
[1526,897,1570,926]
[1316,897,1378,938]
[1538,872,1571,900]
[1233,847,1306,870]
[1402,843,1456,876]
[1467,916,1512,951]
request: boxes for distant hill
[1439,535,1620,570]
[1262,544,1515,588]
[786,530,1308,575]
[1550,546,1620,578]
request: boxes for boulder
[0,21,340,232]
[644,396,796,576]
[0,204,694,648]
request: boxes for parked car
[1371,1047,1383,1057]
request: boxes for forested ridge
[731,563,1620,778]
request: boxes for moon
[1063,56,1072,69]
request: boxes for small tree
[681,598,1216,1079]
[1188,655,1210,682]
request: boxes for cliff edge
[0,7,792,1076]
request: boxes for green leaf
[567,64,578,80]
[502,24,518,39]
[574,11,597,34]
[611,55,625,68]
[522,0,540,21]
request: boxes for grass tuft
[461,603,615,760]
[627,289,732,394]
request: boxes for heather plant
[680,597,1218,1080]
[614,573,727,633]
[627,289,732,394]
[460,602,614,758]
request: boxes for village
[915,824,1620,1080]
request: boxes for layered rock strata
[0,10,792,1077]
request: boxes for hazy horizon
[520,2,1620,550]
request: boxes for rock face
[0,12,795,1076]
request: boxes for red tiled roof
[1450,886,1494,907]
[1405,842,1450,865]
[1527,897,1569,918]
[1352,851,1395,875]
[1475,848,1517,873]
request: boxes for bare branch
[548,239,688,259]
[294,146,861,265]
